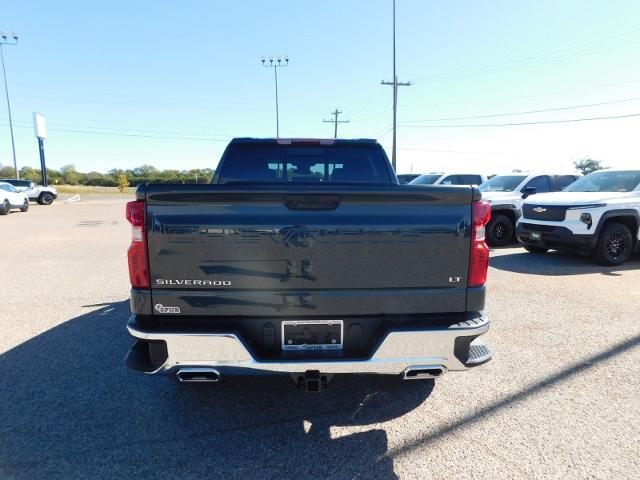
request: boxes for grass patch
[54,185,136,195]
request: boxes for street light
[380,1,411,172]
[261,56,289,138]
[0,31,18,179]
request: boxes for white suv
[0,178,58,205]
[517,169,640,266]
[409,172,487,186]
[0,182,29,215]
[479,173,580,246]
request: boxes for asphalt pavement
[1,197,639,479]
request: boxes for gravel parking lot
[1,197,639,480]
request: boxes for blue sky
[2,0,640,175]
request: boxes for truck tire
[38,192,54,205]
[593,222,633,266]
[486,214,514,247]
[20,200,29,212]
[0,200,9,215]
[523,245,548,254]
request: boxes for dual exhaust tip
[403,365,446,380]
[176,367,221,383]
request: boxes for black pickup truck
[125,138,492,391]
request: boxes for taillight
[126,200,150,288]
[468,201,491,287]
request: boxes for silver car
[0,179,58,205]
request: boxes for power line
[322,108,350,138]
[401,96,640,123]
[415,28,640,84]
[401,112,640,128]
[0,122,232,141]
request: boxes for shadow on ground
[0,301,434,480]
[490,248,640,276]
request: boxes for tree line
[0,164,215,187]
[0,157,604,187]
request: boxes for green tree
[574,158,605,175]
[60,164,81,185]
[0,165,16,178]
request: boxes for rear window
[217,143,392,184]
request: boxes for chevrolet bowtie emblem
[533,207,547,213]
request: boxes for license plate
[282,320,343,351]
[530,231,542,241]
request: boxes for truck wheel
[0,200,9,215]
[486,214,514,247]
[593,222,633,266]
[20,200,29,213]
[38,192,54,205]
[523,245,548,254]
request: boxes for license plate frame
[281,320,344,351]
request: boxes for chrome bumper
[126,313,491,376]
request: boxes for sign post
[33,112,48,186]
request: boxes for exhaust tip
[176,367,221,383]
[403,365,446,380]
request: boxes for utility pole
[323,108,350,138]
[381,0,411,172]
[261,56,289,138]
[0,31,18,179]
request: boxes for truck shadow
[0,301,433,480]
[490,248,640,276]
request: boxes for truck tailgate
[143,185,474,317]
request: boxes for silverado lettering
[155,279,232,286]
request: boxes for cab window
[524,176,551,193]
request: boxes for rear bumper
[516,222,597,253]
[125,312,491,376]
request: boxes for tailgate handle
[284,195,341,211]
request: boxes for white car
[517,169,640,266]
[0,178,58,205]
[479,173,580,246]
[409,172,488,186]
[0,182,30,215]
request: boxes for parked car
[0,182,29,215]
[517,169,640,266]
[479,173,580,246]
[0,178,58,205]
[124,138,492,391]
[396,173,421,184]
[409,172,487,186]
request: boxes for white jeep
[0,179,58,205]
[516,169,640,266]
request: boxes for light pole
[262,56,289,138]
[381,1,411,172]
[0,31,18,179]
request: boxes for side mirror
[29,182,35,188]
[521,187,537,199]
